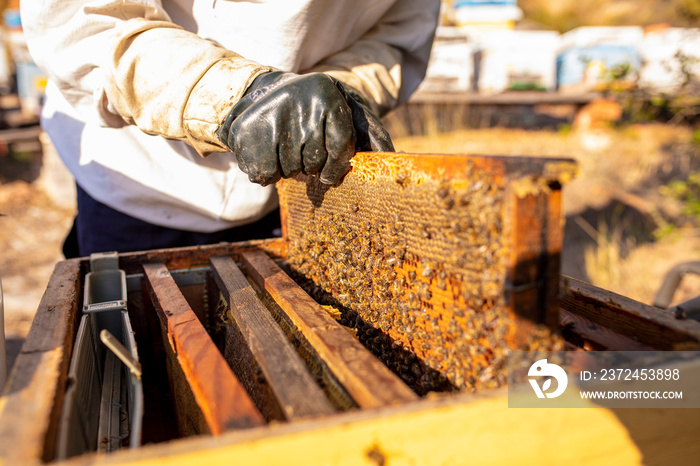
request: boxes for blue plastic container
[454,0,517,6]
[556,44,641,89]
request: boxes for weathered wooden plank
[157,320,211,438]
[559,309,656,351]
[210,255,336,420]
[64,390,700,466]
[118,239,287,275]
[561,276,700,350]
[142,262,265,434]
[0,259,81,464]
[210,307,289,423]
[240,250,418,409]
[0,350,65,465]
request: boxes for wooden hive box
[1,152,699,465]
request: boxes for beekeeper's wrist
[183,57,278,155]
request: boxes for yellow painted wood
[69,391,651,466]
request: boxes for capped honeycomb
[279,153,571,393]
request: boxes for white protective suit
[20,0,440,232]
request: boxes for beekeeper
[20,1,440,256]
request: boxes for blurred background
[0,0,699,371]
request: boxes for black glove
[217,72,394,186]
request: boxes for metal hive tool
[278,152,577,392]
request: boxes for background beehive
[279,152,576,393]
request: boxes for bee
[418,285,432,301]
[411,363,423,378]
[447,320,460,335]
[395,172,409,187]
[436,277,447,291]
[394,244,408,261]
[426,357,440,370]
[351,204,359,213]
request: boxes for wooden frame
[209,255,335,420]
[0,260,81,464]
[560,276,700,351]
[142,261,265,434]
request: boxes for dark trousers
[63,184,281,258]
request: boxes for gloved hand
[217,72,394,186]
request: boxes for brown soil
[0,143,74,372]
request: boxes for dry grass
[517,0,699,31]
[394,127,570,158]
[442,0,700,30]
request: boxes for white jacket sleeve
[306,0,440,117]
[20,0,274,154]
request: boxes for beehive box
[2,153,700,465]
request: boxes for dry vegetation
[0,144,74,370]
[444,0,700,31]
